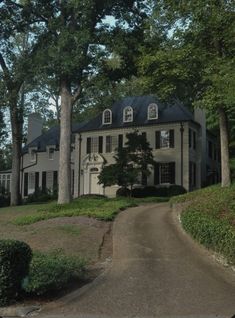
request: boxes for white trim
[102,109,112,125]
[123,106,133,123]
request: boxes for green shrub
[23,251,86,295]
[116,187,131,197]
[0,194,10,207]
[0,240,32,306]
[26,188,57,204]
[181,210,235,264]
[167,185,187,196]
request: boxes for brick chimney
[27,113,43,144]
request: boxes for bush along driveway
[170,184,235,266]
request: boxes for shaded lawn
[11,196,168,225]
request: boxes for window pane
[160,131,170,148]
[160,163,171,184]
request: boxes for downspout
[78,133,82,196]
[180,122,184,187]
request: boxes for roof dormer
[123,106,133,123]
[148,103,158,120]
[102,109,112,125]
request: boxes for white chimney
[27,113,43,144]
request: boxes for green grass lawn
[171,184,235,265]
[9,196,168,226]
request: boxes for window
[123,106,133,123]
[102,109,112,125]
[148,103,158,120]
[154,162,175,185]
[48,147,55,160]
[189,161,197,188]
[46,171,54,190]
[29,148,36,162]
[87,137,103,154]
[208,141,213,159]
[156,130,174,149]
[106,135,118,153]
[28,172,35,194]
[189,128,196,150]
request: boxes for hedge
[0,240,32,306]
[23,251,86,295]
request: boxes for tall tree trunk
[218,107,231,187]
[10,102,23,206]
[58,80,72,204]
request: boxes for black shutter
[24,173,28,196]
[98,136,103,153]
[35,172,39,191]
[154,163,160,185]
[193,131,196,150]
[87,137,91,154]
[118,134,123,149]
[53,171,58,189]
[189,128,192,148]
[170,162,175,184]
[193,163,196,186]
[42,171,47,191]
[169,129,174,148]
[155,131,160,149]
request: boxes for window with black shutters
[106,136,118,152]
[156,130,174,149]
[155,162,175,184]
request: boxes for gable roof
[22,122,86,154]
[75,95,195,133]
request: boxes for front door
[90,173,100,194]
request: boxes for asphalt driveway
[41,203,235,318]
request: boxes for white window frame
[123,106,133,123]
[160,130,170,149]
[29,148,37,162]
[148,103,158,120]
[102,109,112,125]
[48,147,55,160]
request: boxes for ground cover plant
[170,184,235,265]
[12,196,168,226]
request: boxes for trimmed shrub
[131,187,146,198]
[26,188,57,204]
[167,185,187,196]
[116,187,131,197]
[0,240,32,306]
[23,251,86,295]
[81,194,106,199]
[0,194,10,207]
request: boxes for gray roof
[22,122,86,154]
[75,95,195,133]
[23,95,196,154]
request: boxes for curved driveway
[43,203,235,318]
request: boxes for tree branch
[0,53,11,81]
[71,86,82,105]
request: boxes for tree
[27,0,147,204]
[98,131,155,192]
[138,0,235,187]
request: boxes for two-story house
[1,95,220,198]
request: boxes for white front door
[90,173,100,194]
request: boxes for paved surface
[40,203,235,318]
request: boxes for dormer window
[123,106,133,123]
[148,103,158,120]
[102,109,112,125]
[48,147,55,160]
[29,148,37,162]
